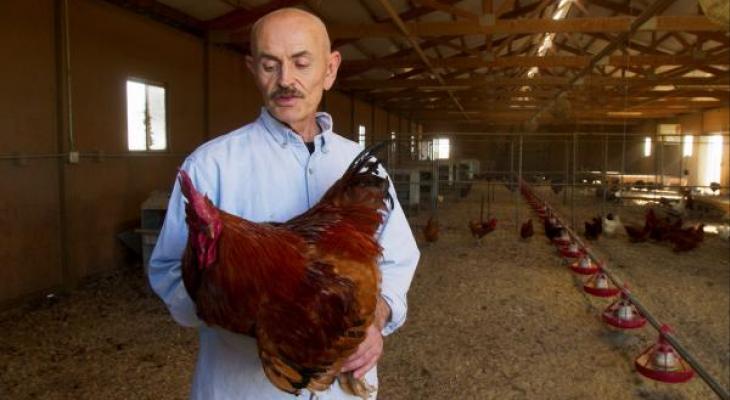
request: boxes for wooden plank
[336,76,729,89]
[205,0,304,30]
[320,16,727,40]
[339,53,730,70]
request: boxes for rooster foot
[338,372,376,400]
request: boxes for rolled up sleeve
[148,158,215,328]
[377,178,420,336]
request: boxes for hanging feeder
[559,242,584,259]
[569,255,599,275]
[552,229,571,246]
[635,325,694,383]
[583,269,620,297]
[602,288,646,329]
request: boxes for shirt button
[308,168,314,175]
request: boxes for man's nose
[277,63,294,88]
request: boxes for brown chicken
[179,143,392,398]
[469,195,498,245]
[668,224,705,252]
[624,224,650,242]
[423,215,439,244]
[520,219,534,240]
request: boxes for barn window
[358,125,366,147]
[126,79,167,151]
[683,135,693,157]
[390,131,397,152]
[643,137,652,157]
[410,135,416,159]
[433,138,450,160]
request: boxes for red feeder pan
[602,290,646,329]
[583,271,620,297]
[552,231,571,246]
[559,242,584,259]
[635,325,694,383]
[569,256,599,275]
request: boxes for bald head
[250,8,331,56]
[245,7,342,140]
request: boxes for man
[148,8,419,400]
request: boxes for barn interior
[1,0,728,399]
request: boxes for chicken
[469,218,498,244]
[716,224,730,240]
[520,219,534,240]
[668,224,705,252]
[584,217,602,240]
[178,143,392,398]
[624,224,650,242]
[423,215,439,244]
[602,213,621,237]
[469,195,497,245]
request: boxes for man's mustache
[270,88,304,99]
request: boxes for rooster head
[178,169,222,270]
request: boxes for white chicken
[602,214,622,237]
[717,225,730,241]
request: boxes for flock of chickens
[421,188,724,255]
[422,195,498,245]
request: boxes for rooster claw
[338,373,376,399]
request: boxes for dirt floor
[1,182,728,399]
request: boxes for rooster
[668,224,705,252]
[469,195,497,245]
[179,143,392,399]
[423,215,439,244]
[624,224,650,242]
[520,219,534,240]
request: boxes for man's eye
[296,61,310,69]
[262,63,277,72]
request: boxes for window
[699,135,723,190]
[643,137,652,157]
[433,138,450,160]
[409,135,416,159]
[358,125,366,147]
[390,131,397,153]
[683,135,693,157]
[127,79,167,151]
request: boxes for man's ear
[323,50,341,91]
[245,55,256,76]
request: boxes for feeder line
[519,179,730,400]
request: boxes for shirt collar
[258,107,332,153]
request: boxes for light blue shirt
[149,108,420,399]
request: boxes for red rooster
[179,143,391,398]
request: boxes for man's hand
[341,297,391,379]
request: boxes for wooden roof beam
[337,75,729,89]
[340,53,729,70]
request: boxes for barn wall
[323,90,354,139]
[0,0,64,303]
[0,0,411,305]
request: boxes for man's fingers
[353,355,378,379]
[341,347,374,372]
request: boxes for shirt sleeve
[148,157,216,328]
[377,174,421,336]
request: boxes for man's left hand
[340,324,383,379]
[341,297,391,379]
